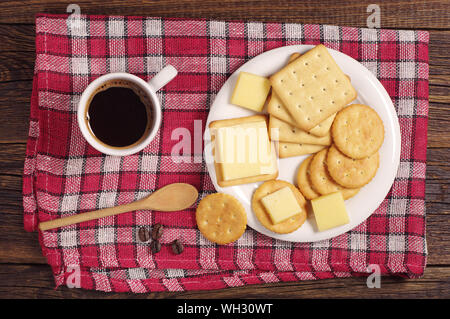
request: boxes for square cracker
[308,113,336,136]
[268,50,337,137]
[269,116,331,146]
[270,44,356,131]
[266,52,303,128]
[278,142,326,158]
[209,115,278,187]
[267,92,336,137]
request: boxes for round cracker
[252,180,307,234]
[296,155,320,200]
[196,193,247,245]
[327,144,379,188]
[309,148,360,199]
[331,104,384,159]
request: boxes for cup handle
[147,65,178,92]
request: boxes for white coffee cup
[77,65,177,156]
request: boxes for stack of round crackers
[297,104,384,200]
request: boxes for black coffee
[87,83,151,148]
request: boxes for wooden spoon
[38,183,198,231]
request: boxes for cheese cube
[261,187,302,224]
[215,120,277,181]
[311,192,350,231]
[230,72,271,112]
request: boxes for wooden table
[0,0,448,299]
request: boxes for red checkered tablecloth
[23,14,428,292]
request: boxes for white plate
[204,45,400,242]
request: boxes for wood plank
[427,103,450,148]
[0,0,448,298]
[0,179,448,265]
[0,128,447,265]
[0,51,35,82]
[1,28,450,82]
[0,25,35,53]
[429,86,450,105]
[4,172,449,212]
[1,146,449,201]
[1,24,450,57]
[0,77,448,145]
[0,190,449,265]
[0,226,45,264]
[0,0,449,29]
[0,143,26,176]
[0,81,31,143]
[0,263,448,298]
[0,136,448,183]
[1,66,448,92]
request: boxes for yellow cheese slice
[230,72,271,112]
[261,186,302,225]
[311,192,350,231]
[215,120,277,181]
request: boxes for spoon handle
[39,199,146,231]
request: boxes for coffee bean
[152,224,164,240]
[138,227,150,242]
[150,240,161,253]
[171,239,184,255]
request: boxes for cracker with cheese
[252,180,307,234]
